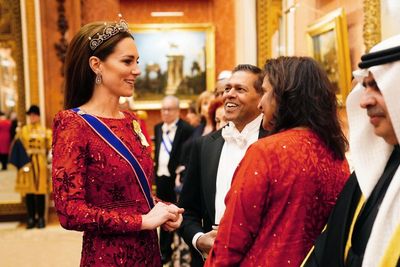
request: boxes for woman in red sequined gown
[205,57,350,267]
[52,18,183,267]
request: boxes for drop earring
[95,74,102,85]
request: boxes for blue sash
[71,108,154,209]
[162,130,173,155]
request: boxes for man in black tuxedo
[154,95,194,264]
[179,64,268,266]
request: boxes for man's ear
[89,56,101,74]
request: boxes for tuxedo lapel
[154,124,163,163]
[170,119,183,157]
[202,130,224,224]
[202,123,265,223]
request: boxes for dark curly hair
[263,56,348,160]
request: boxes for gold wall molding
[24,0,39,107]
[0,0,25,123]
[257,0,269,67]
[257,0,282,67]
[363,0,381,51]
[306,8,352,106]
[0,0,40,219]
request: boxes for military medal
[132,120,150,147]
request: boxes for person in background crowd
[185,101,201,128]
[206,56,349,266]
[207,98,227,131]
[154,95,194,264]
[303,33,400,267]
[179,64,267,267]
[0,111,11,170]
[177,72,232,194]
[179,92,215,182]
[194,91,215,137]
[13,105,52,229]
[52,17,183,266]
[214,70,232,98]
[8,111,18,141]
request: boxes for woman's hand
[141,202,184,230]
[161,204,184,231]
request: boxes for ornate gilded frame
[256,0,282,67]
[0,0,25,123]
[129,23,215,110]
[0,0,39,219]
[306,8,351,106]
[256,0,382,83]
[363,0,381,51]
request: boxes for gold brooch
[132,120,150,147]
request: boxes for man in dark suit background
[178,64,268,266]
[154,95,194,264]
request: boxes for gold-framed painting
[129,23,215,110]
[306,8,351,106]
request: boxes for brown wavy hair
[64,22,133,109]
[264,56,348,160]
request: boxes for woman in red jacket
[206,57,350,267]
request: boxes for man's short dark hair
[232,64,264,95]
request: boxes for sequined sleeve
[52,111,143,233]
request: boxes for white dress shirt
[215,114,263,224]
[192,114,263,250]
[157,119,178,177]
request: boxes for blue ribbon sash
[71,108,154,209]
[161,131,173,155]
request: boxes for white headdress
[347,34,400,266]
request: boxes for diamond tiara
[88,14,130,51]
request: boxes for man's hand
[175,165,185,189]
[196,229,218,255]
[175,174,182,189]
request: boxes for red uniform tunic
[206,129,350,267]
[52,110,161,267]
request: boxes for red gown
[52,110,161,267]
[205,129,350,267]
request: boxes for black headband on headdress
[358,45,400,69]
